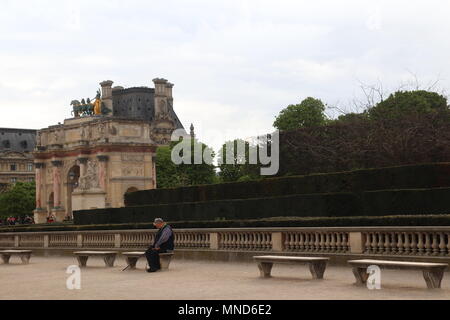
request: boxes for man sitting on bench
[145,218,174,273]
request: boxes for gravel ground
[0,255,449,300]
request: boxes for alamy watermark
[66,265,81,290]
[170,129,280,176]
[367,265,381,290]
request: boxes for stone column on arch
[51,159,65,222]
[77,156,88,186]
[97,154,109,191]
[51,159,63,208]
[33,162,47,224]
[34,162,45,209]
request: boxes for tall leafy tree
[368,90,448,120]
[273,97,328,131]
[0,182,35,218]
[156,139,217,188]
[218,139,261,182]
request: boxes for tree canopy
[218,139,262,182]
[156,139,217,188]
[0,182,35,218]
[368,90,448,120]
[273,97,327,131]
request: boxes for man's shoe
[146,268,158,273]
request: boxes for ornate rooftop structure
[33,78,185,222]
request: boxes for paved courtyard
[0,255,449,300]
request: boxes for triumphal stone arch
[33,78,184,223]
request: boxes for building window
[27,163,33,172]
[10,164,16,171]
[10,177,17,183]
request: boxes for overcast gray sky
[1,0,450,152]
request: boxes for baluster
[291,233,297,250]
[240,233,246,250]
[303,233,309,251]
[324,233,330,252]
[397,233,404,255]
[389,233,397,255]
[314,233,320,252]
[308,233,314,251]
[177,233,182,247]
[298,233,304,251]
[266,233,272,250]
[403,233,411,255]
[369,233,376,254]
[283,233,290,251]
[325,232,333,252]
[329,233,336,252]
[252,233,258,250]
[309,233,314,251]
[286,233,292,251]
[410,232,417,255]
[341,233,348,252]
[377,233,384,254]
[228,233,234,250]
[365,233,371,253]
[227,233,232,250]
[258,233,263,250]
[432,233,439,256]
[319,233,324,252]
[424,233,432,255]
[438,233,446,256]
[231,233,236,250]
[243,233,248,250]
[221,233,226,249]
[219,233,225,249]
[335,233,342,253]
[417,232,424,255]
[250,233,256,250]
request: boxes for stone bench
[348,259,449,289]
[0,250,32,265]
[122,251,174,270]
[73,251,118,268]
[253,255,329,279]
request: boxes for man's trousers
[145,248,166,271]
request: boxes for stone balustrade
[0,227,449,257]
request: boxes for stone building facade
[33,78,184,223]
[0,128,37,188]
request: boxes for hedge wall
[75,187,450,225]
[124,163,450,206]
[4,215,450,233]
[76,192,360,225]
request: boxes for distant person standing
[145,218,174,273]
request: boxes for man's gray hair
[153,218,164,224]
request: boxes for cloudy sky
[1,0,450,152]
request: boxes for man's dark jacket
[153,224,174,251]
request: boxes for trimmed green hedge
[125,163,450,206]
[76,192,361,225]
[75,187,450,225]
[3,215,450,233]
